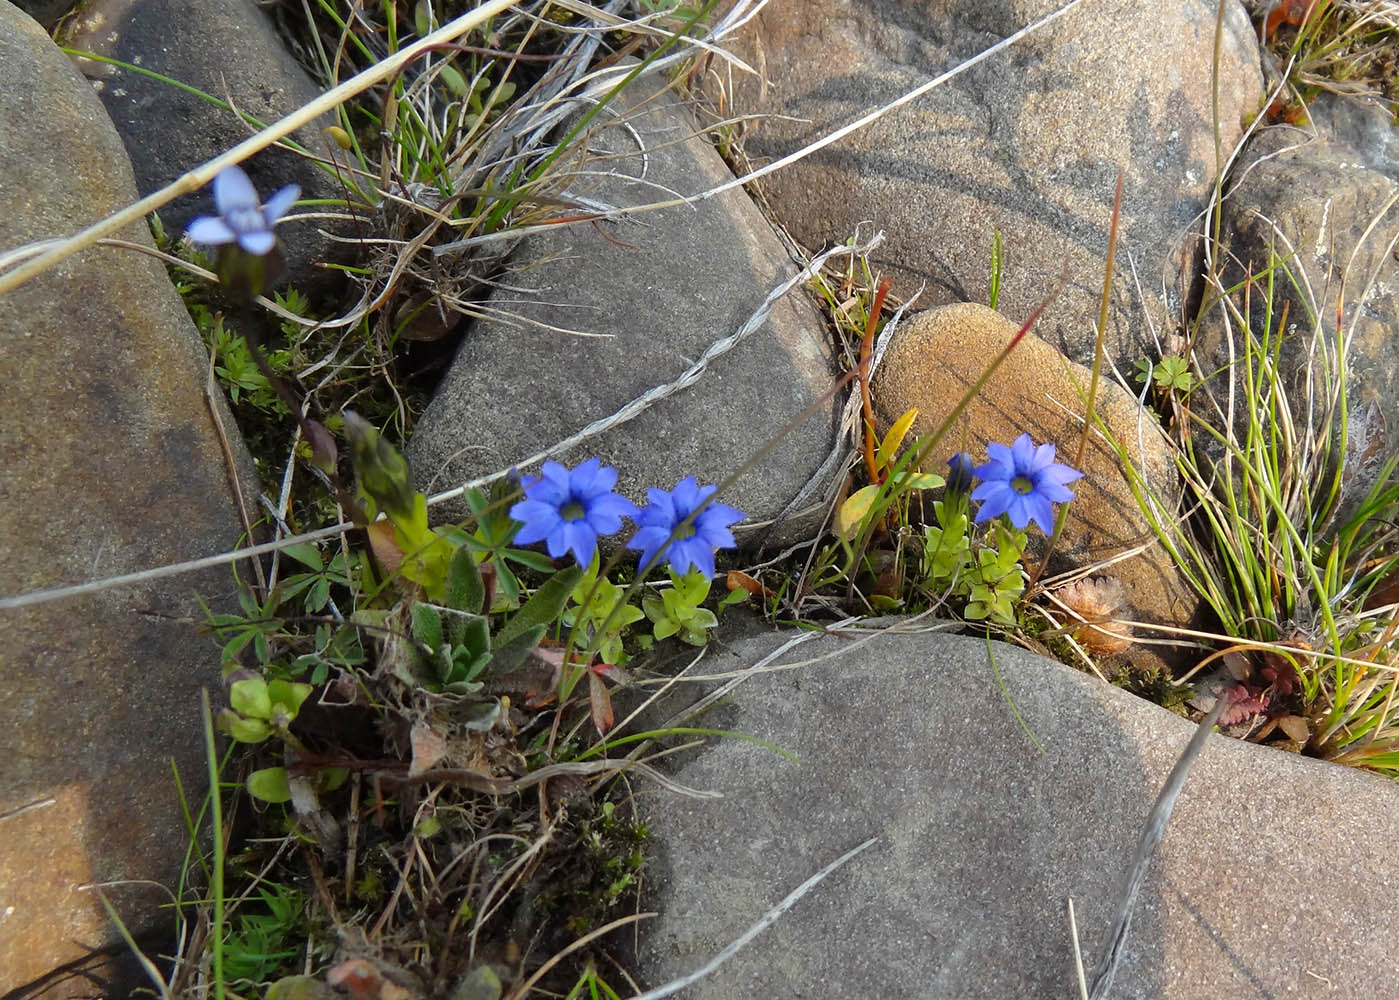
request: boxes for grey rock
[12,0,73,29]
[1196,93,1399,512]
[60,0,346,295]
[634,627,1399,997]
[0,4,255,993]
[407,75,839,542]
[702,0,1265,365]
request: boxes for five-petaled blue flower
[627,477,744,578]
[510,459,637,567]
[186,165,299,256]
[971,433,1083,534]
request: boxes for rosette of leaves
[220,672,314,745]
[563,556,645,664]
[644,567,720,646]
[405,545,580,698]
[964,521,1029,624]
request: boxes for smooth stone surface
[0,4,255,993]
[704,0,1265,365]
[61,0,344,295]
[1196,93,1399,513]
[634,626,1399,998]
[408,74,839,541]
[872,303,1203,671]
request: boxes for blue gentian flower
[627,477,744,577]
[946,452,975,495]
[186,165,299,256]
[510,458,637,566]
[971,433,1083,534]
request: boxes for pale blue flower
[627,477,743,577]
[186,165,299,256]
[971,433,1083,534]
[510,459,636,566]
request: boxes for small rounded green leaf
[229,677,272,720]
[267,680,313,716]
[228,717,272,744]
[246,766,293,803]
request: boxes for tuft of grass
[1256,0,1399,122]
[1130,221,1399,771]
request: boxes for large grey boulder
[703,0,1265,365]
[634,627,1399,997]
[0,4,255,993]
[407,73,839,541]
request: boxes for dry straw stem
[0,0,525,297]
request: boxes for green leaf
[411,603,445,651]
[836,484,881,540]
[459,700,502,732]
[675,568,711,606]
[229,677,272,720]
[281,542,323,571]
[266,680,312,716]
[483,625,546,679]
[246,767,293,803]
[343,410,419,526]
[447,544,485,615]
[225,715,271,744]
[459,613,491,660]
[453,965,503,1000]
[438,64,469,98]
[495,565,583,648]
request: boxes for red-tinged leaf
[590,661,631,685]
[589,671,614,735]
[408,721,448,779]
[365,520,403,574]
[1261,640,1306,695]
[326,960,381,1000]
[322,961,419,1000]
[1218,684,1269,726]
[727,570,774,601]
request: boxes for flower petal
[262,184,300,223]
[626,525,672,569]
[1029,441,1058,472]
[560,520,598,565]
[1038,462,1084,486]
[1021,494,1056,534]
[186,216,238,245]
[584,493,637,533]
[237,229,277,256]
[510,500,562,545]
[974,482,1014,523]
[567,457,605,497]
[213,165,261,213]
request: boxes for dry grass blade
[1087,696,1226,999]
[627,837,879,1000]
